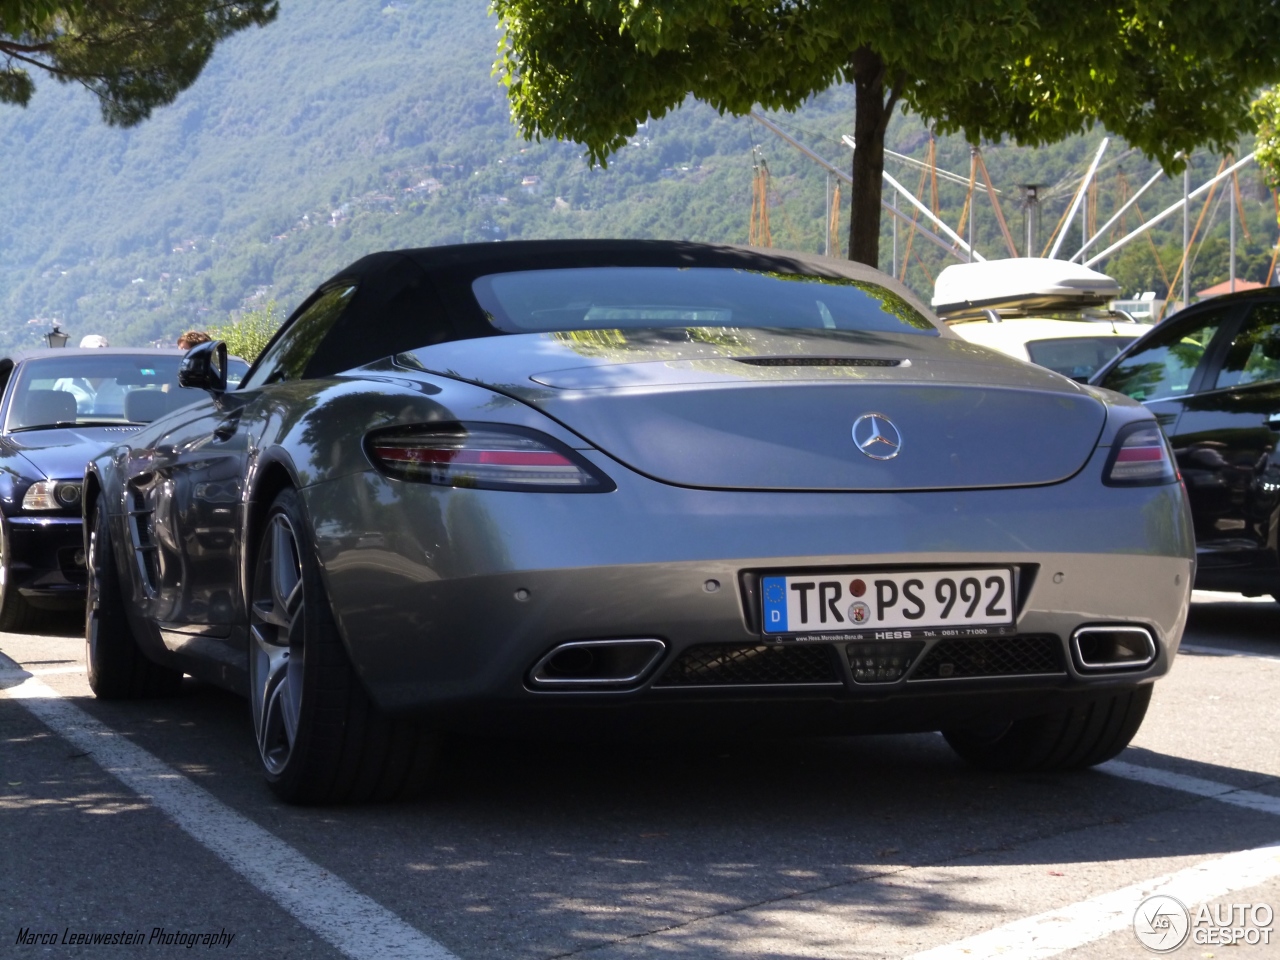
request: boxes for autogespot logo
[852,413,901,461]
[1134,895,1191,953]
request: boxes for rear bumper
[315,552,1187,718]
[305,454,1194,724]
[5,515,86,605]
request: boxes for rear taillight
[366,423,614,492]
[1103,422,1177,486]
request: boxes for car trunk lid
[406,329,1107,491]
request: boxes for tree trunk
[847,48,894,268]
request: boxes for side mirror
[178,340,228,393]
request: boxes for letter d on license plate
[761,568,1014,634]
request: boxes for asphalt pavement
[1,592,1277,959]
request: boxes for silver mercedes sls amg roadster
[84,241,1194,804]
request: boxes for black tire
[943,685,1153,772]
[85,502,183,699]
[0,517,50,632]
[249,488,437,804]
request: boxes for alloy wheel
[85,519,102,658]
[250,513,307,775]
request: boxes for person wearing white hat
[55,335,123,415]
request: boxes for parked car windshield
[473,267,939,336]
[5,354,249,431]
[1025,336,1138,380]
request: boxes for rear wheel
[943,685,1152,772]
[249,488,436,804]
[85,502,183,698]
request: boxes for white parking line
[0,665,86,677]
[906,840,1280,960]
[6,650,1276,960]
[907,761,1280,959]
[1102,760,1280,817]
[0,670,457,960]
[1190,590,1274,604]
[1180,642,1280,661]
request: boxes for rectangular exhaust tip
[529,639,666,688]
[1071,626,1157,672]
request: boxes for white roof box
[932,258,1121,319]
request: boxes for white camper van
[933,259,1142,381]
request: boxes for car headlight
[23,479,82,511]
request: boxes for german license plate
[761,568,1014,635]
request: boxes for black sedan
[0,348,246,630]
[1091,287,1280,597]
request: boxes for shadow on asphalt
[1185,598,1278,655]
[31,609,82,638]
[6,656,1277,960]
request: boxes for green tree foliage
[492,0,1280,266]
[1,0,1274,351]
[1,0,276,124]
[1108,243,1176,301]
[1254,88,1280,192]
[209,299,279,362]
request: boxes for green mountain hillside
[1,0,1276,350]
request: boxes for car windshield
[5,354,249,431]
[473,267,938,336]
[1025,337,1138,380]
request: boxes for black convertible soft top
[286,240,935,381]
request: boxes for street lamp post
[44,322,70,348]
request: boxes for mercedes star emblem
[852,413,902,460]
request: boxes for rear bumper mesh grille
[909,635,1064,680]
[654,643,840,686]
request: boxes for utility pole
[967,210,973,263]
[1229,164,1237,293]
[1021,185,1041,257]
[1082,190,1088,255]
[892,192,898,277]
[825,173,831,257]
[1183,161,1191,309]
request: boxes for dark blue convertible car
[0,348,246,630]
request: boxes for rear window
[1026,337,1137,380]
[472,267,937,337]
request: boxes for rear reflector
[366,423,614,492]
[1104,422,1177,486]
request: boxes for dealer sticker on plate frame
[761,568,1015,639]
